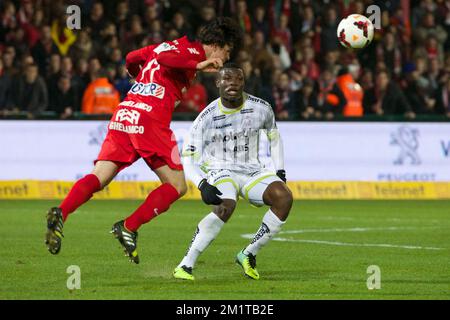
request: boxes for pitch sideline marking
[240,226,446,251]
[278,226,437,234]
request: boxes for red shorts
[96,107,183,172]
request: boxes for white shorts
[206,169,282,207]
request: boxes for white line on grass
[275,238,444,250]
[240,226,446,251]
[278,226,436,234]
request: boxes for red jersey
[124,36,206,127]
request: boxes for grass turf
[0,200,449,300]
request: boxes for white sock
[178,212,224,269]
[244,209,285,256]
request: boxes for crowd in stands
[0,0,449,120]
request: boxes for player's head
[216,62,245,104]
[198,17,243,63]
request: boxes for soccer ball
[337,14,374,49]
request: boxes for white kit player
[173,63,293,280]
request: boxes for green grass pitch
[0,200,449,300]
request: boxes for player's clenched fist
[196,58,223,72]
[198,179,223,205]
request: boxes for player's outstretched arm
[125,45,155,78]
[156,44,223,72]
[195,58,223,72]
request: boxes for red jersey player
[45,18,242,264]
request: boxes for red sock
[60,174,101,221]
[124,183,180,232]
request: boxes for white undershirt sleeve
[265,107,285,171]
[182,115,207,187]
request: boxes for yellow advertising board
[1,181,450,200]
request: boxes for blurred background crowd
[0,0,449,120]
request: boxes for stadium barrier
[1,180,450,200]
[1,120,449,200]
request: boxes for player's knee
[277,187,293,208]
[280,189,293,213]
[173,180,188,197]
[90,173,106,190]
[265,182,293,219]
[213,199,236,222]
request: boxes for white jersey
[182,93,284,186]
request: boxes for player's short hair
[198,17,243,51]
[221,62,242,71]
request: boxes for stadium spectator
[0,58,13,112]
[272,14,293,53]
[336,67,364,117]
[116,1,130,34]
[88,57,102,82]
[427,57,443,92]
[252,6,270,40]
[407,77,438,115]
[291,5,316,41]
[0,1,17,44]
[267,36,291,71]
[46,53,60,79]
[81,69,120,114]
[109,48,124,66]
[199,5,216,28]
[100,34,120,63]
[25,7,45,48]
[1,0,449,119]
[125,15,145,50]
[86,2,106,42]
[31,26,58,75]
[62,54,73,73]
[7,22,28,58]
[414,35,445,65]
[316,68,347,120]
[1,49,17,77]
[319,6,340,54]
[376,32,402,77]
[105,64,117,84]
[301,46,320,80]
[264,72,297,120]
[236,0,252,34]
[435,77,450,118]
[288,67,304,92]
[71,30,95,61]
[294,78,319,120]
[251,30,274,85]
[142,3,159,30]
[414,12,447,52]
[170,12,193,39]
[12,63,48,118]
[241,59,262,97]
[114,64,132,100]
[72,58,89,110]
[49,75,78,119]
[16,0,34,27]
[46,53,62,104]
[363,70,415,118]
[360,68,375,92]
[411,0,437,28]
